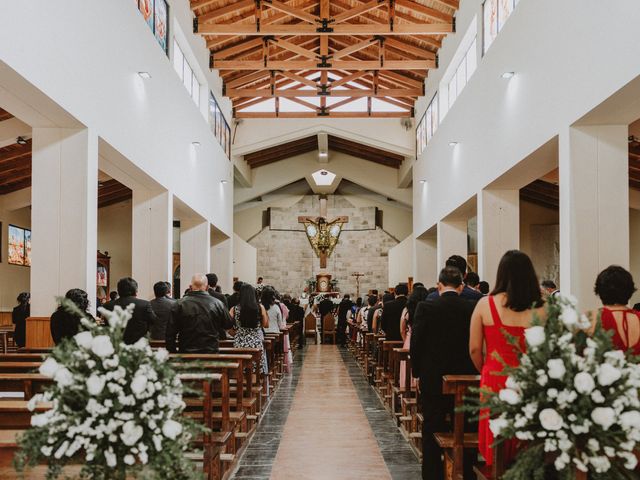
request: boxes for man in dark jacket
[166,274,233,353]
[227,280,243,309]
[336,294,354,346]
[380,284,408,341]
[103,277,157,345]
[411,266,477,480]
[426,255,483,302]
[317,296,335,344]
[206,273,228,308]
[149,281,175,340]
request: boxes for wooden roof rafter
[193,0,459,117]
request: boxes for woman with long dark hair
[12,292,30,348]
[399,285,428,387]
[50,288,93,345]
[261,286,283,334]
[469,250,545,468]
[230,284,269,375]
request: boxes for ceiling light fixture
[138,71,152,79]
[220,179,228,184]
[191,141,201,147]
[319,152,328,158]
[16,136,27,145]
[419,179,426,184]
[448,142,458,147]
[501,71,515,79]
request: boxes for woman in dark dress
[50,289,92,345]
[12,292,30,348]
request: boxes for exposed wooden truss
[243,134,404,168]
[0,108,13,122]
[191,0,459,117]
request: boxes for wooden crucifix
[298,195,348,268]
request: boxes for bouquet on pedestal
[15,302,201,480]
[476,295,640,480]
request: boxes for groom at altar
[411,266,478,480]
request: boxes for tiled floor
[231,345,422,480]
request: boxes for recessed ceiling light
[419,179,426,184]
[16,136,27,145]
[191,141,201,147]
[319,152,328,158]
[220,179,228,184]
[501,71,515,79]
[448,142,458,147]
[138,71,151,79]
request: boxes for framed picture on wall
[154,0,168,54]
[139,0,154,30]
[8,224,30,266]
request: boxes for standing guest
[149,281,175,341]
[466,272,480,291]
[206,273,228,309]
[411,268,477,480]
[262,287,284,334]
[593,266,640,354]
[12,292,30,348]
[166,274,233,353]
[380,284,408,341]
[541,279,559,298]
[427,255,483,301]
[399,285,428,388]
[478,281,490,296]
[318,295,335,342]
[230,283,269,375]
[469,250,545,468]
[102,291,118,311]
[257,277,264,286]
[228,281,243,309]
[371,293,391,333]
[103,277,157,345]
[365,295,378,332]
[50,289,93,345]
[287,297,305,324]
[336,294,353,346]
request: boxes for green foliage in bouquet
[463,295,640,480]
[15,300,205,480]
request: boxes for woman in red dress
[469,250,546,467]
[593,265,640,355]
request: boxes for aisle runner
[270,345,392,480]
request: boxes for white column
[132,189,173,300]
[414,236,438,286]
[559,125,629,310]
[180,220,210,290]
[31,128,98,316]
[211,237,233,293]
[477,189,520,286]
[437,219,467,272]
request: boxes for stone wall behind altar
[248,195,399,296]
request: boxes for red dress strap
[621,310,631,349]
[488,296,503,327]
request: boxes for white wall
[233,234,257,284]
[0,207,31,311]
[97,200,133,297]
[0,0,233,236]
[414,0,640,236]
[388,236,413,287]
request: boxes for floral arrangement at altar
[15,303,201,480]
[479,295,640,479]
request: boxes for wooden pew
[321,314,336,344]
[303,312,317,344]
[435,375,481,480]
[0,362,41,374]
[0,374,51,399]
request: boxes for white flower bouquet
[474,295,640,480]
[15,301,202,480]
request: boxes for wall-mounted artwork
[8,224,31,266]
[139,0,154,30]
[154,0,168,53]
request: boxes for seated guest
[149,281,175,341]
[541,279,559,298]
[12,292,30,348]
[227,280,243,309]
[427,255,483,301]
[380,284,408,341]
[50,289,93,344]
[411,268,477,479]
[103,277,157,344]
[103,290,118,309]
[206,273,228,308]
[478,281,490,296]
[166,274,233,353]
[469,250,545,468]
[593,266,640,354]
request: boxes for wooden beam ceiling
[0,108,13,122]
[192,0,458,117]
